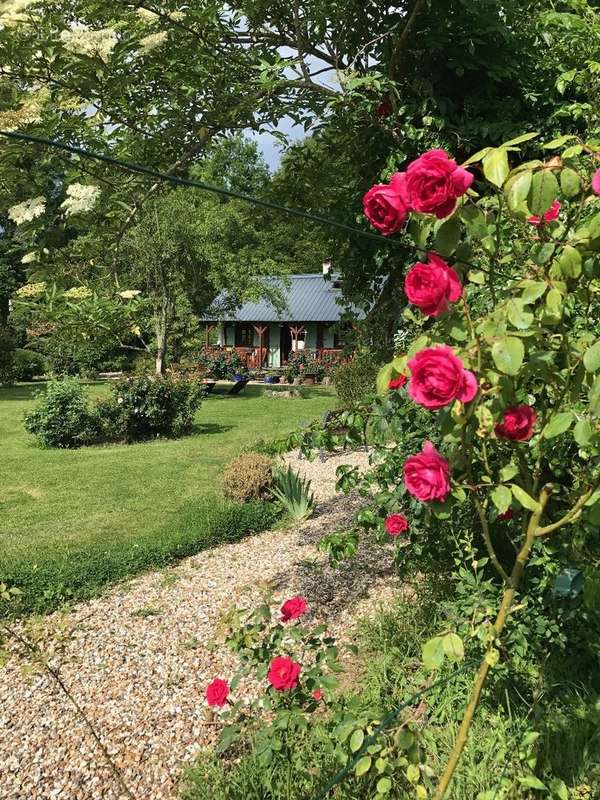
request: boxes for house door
[280,325,293,363]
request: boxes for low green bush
[332,353,379,407]
[23,378,97,448]
[2,500,280,616]
[13,348,46,381]
[97,373,204,443]
[197,349,246,380]
[0,326,17,385]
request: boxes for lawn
[0,382,335,613]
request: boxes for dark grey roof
[204,274,362,323]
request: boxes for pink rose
[363,172,410,235]
[592,168,600,196]
[384,513,409,536]
[408,345,478,410]
[527,200,560,225]
[205,678,229,707]
[389,374,407,390]
[405,149,473,219]
[267,656,301,691]
[495,405,536,441]
[312,689,324,701]
[403,441,451,502]
[280,596,308,622]
[404,252,462,317]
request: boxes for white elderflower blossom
[21,251,38,264]
[60,183,101,216]
[118,289,141,300]
[138,30,168,53]
[60,26,117,63]
[15,281,46,298]
[136,6,159,22]
[8,195,46,225]
[63,286,92,301]
[0,0,36,28]
[0,89,48,130]
[169,11,185,20]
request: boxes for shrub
[332,352,379,407]
[23,378,97,448]
[282,350,326,383]
[39,336,132,376]
[197,349,245,380]
[0,326,17,385]
[13,348,46,381]
[220,452,273,503]
[98,374,204,442]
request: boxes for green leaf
[560,167,581,197]
[527,169,559,216]
[542,411,574,439]
[548,777,569,800]
[588,212,600,240]
[422,636,445,670]
[492,337,525,375]
[505,170,532,212]
[491,485,512,514]
[434,216,462,256]
[583,340,600,372]
[562,143,583,158]
[376,777,392,795]
[406,764,421,784]
[483,148,510,187]
[543,134,576,149]
[355,756,372,777]
[461,147,492,167]
[376,363,395,396]
[557,245,582,278]
[589,377,600,418]
[502,132,539,147]
[442,632,464,661]
[546,288,563,316]
[507,299,534,330]
[511,484,542,514]
[518,776,547,791]
[499,463,519,482]
[574,418,593,447]
[521,281,547,303]
[350,729,364,753]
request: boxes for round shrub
[333,352,379,407]
[98,373,204,443]
[197,349,246,380]
[220,452,273,503]
[24,378,97,448]
[14,349,46,381]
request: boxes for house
[202,271,362,370]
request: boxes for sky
[247,117,304,170]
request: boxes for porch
[201,321,345,369]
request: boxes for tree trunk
[155,302,168,375]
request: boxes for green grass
[0,381,335,613]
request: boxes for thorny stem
[1,622,137,800]
[433,483,554,800]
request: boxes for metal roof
[203,274,363,323]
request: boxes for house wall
[220,322,337,368]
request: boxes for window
[235,324,255,347]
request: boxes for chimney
[322,258,332,277]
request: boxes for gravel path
[0,450,400,800]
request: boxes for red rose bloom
[376,98,393,118]
[312,689,324,701]
[495,405,536,441]
[527,200,560,225]
[498,509,515,521]
[363,172,410,235]
[205,678,229,707]
[408,345,478,410]
[267,656,301,691]
[404,252,462,317]
[403,441,451,502]
[593,168,600,196]
[280,596,308,622]
[389,374,407,390]
[405,149,473,219]
[384,513,409,536]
